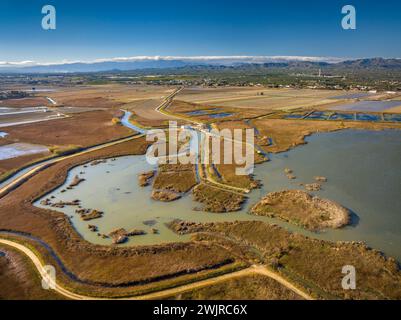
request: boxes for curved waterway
[34,128,401,260]
[0,111,141,190]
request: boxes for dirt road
[0,238,313,300]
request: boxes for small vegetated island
[251,189,351,231]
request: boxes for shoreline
[0,118,400,298]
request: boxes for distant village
[0,90,30,100]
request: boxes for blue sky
[0,0,400,63]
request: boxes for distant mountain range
[0,56,400,74]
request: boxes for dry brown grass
[250,118,401,153]
[0,152,50,178]
[192,183,245,213]
[177,87,343,111]
[215,163,263,190]
[153,171,197,193]
[0,245,64,299]
[169,100,265,122]
[153,163,197,193]
[1,110,132,148]
[171,274,304,300]
[46,84,174,106]
[181,221,401,300]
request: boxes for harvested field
[251,190,350,231]
[125,99,175,121]
[177,87,345,111]
[0,97,50,108]
[0,110,131,148]
[0,109,66,128]
[47,84,174,107]
[168,100,265,121]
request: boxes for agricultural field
[0,84,174,179]
[0,96,50,108]
[45,84,174,107]
[177,87,346,111]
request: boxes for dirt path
[156,88,252,194]
[1,88,314,300]
[0,238,313,300]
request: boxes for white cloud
[0,55,347,68]
[0,60,37,67]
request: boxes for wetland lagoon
[35,129,401,261]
